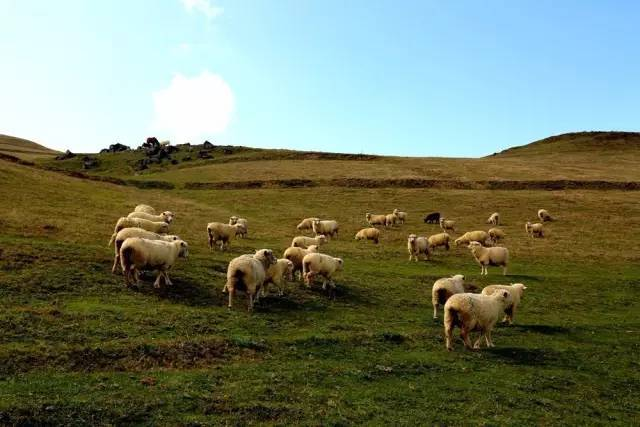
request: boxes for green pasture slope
[0,135,639,425]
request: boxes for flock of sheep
[107,204,556,351]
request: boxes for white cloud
[151,71,235,143]
[180,0,223,19]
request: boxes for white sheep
[354,227,380,244]
[108,217,170,246]
[407,234,430,261]
[302,253,344,296]
[385,213,398,227]
[207,222,244,251]
[525,221,545,238]
[263,258,294,296]
[481,283,527,324]
[392,209,407,224]
[134,204,156,214]
[488,227,505,244]
[312,219,339,238]
[127,210,174,224]
[538,209,554,222]
[487,212,500,226]
[444,290,513,350]
[283,245,319,280]
[111,227,180,273]
[366,213,387,227]
[431,274,465,319]
[296,217,320,233]
[455,230,492,247]
[291,234,327,249]
[468,241,509,275]
[229,216,248,238]
[428,233,451,251]
[119,237,189,288]
[439,218,455,233]
[224,249,277,311]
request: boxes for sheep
[538,209,554,222]
[354,227,380,244]
[263,259,294,296]
[488,227,505,244]
[119,237,189,288]
[444,290,514,350]
[224,249,277,311]
[302,253,344,297]
[385,213,398,227]
[423,212,440,224]
[366,213,387,227]
[487,212,500,226]
[111,227,180,273]
[134,204,156,214]
[207,222,244,251]
[127,210,174,224]
[428,232,451,251]
[312,219,339,238]
[439,218,455,233]
[296,217,320,233]
[431,274,465,319]
[481,283,527,324]
[525,221,545,238]
[407,234,430,261]
[392,209,407,224]
[108,217,170,247]
[283,245,319,280]
[468,241,509,275]
[455,230,492,247]
[229,216,248,238]
[291,234,327,249]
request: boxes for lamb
[127,210,174,224]
[302,253,344,297]
[291,234,327,249]
[444,290,513,350]
[468,241,509,275]
[431,274,465,319]
[134,204,156,214]
[385,213,398,227]
[119,237,189,288]
[354,227,380,244]
[224,249,277,310]
[538,209,554,222]
[392,209,407,224]
[207,222,244,250]
[488,227,505,244]
[525,221,545,238]
[366,213,387,227]
[263,259,294,296]
[108,217,170,246]
[423,212,440,224]
[296,217,320,232]
[481,283,527,324]
[439,218,455,233]
[428,232,451,251]
[312,219,339,238]
[283,245,319,279]
[407,234,430,261]
[487,212,500,226]
[111,227,180,273]
[455,230,492,247]
[229,216,248,238]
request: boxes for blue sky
[1,0,639,157]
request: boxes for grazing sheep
[224,249,277,310]
[444,290,514,350]
[487,212,500,226]
[127,210,174,224]
[263,259,294,296]
[481,283,527,324]
[207,222,244,251]
[111,227,180,273]
[424,212,440,224]
[291,234,327,249]
[134,204,156,214]
[538,209,554,222]
[439,218,455,233]
[455,230,492,247]
[468,241,509,275]
[119,238,189,288]
[312,219,339,238]
[108,217,170,246]
[229,216,248,238]
[283,245,319,279]
[428,232,451,251]
[431,274,465,319]
[393,209,407,224]
[488,227,505,244]
[354,227,380,244]
[366,213,387,227]
[297,217,320,233]
[302,253,344,296]
[407,234,430,261]
[525,221,545,238]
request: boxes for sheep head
[178,240,189,258]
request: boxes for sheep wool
[407,234,430,261]
[481,283,527,324]
[111,227,180,273]
[354,227,380,244]
[108,217,170,247]
[468,241,509,275]
[431,274,465,319]
[224,249,277,311]
[119,237,189,288]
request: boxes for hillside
[495,131,640,156]
[0,134,59,160]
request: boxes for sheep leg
[112,253,120,274]
[163,271,173,286]
[433,304,438,319]
[247,293,254,312]
[503,266,508,276]
[461,328,473,350]
[486,330,494,347]
[227,287,234,309]
[473,334,484,349]
[153,272,163,288]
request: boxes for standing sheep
[366,213,387,227]
[291,234,327,249]
[119,238,189,288]
[444,290,513,350]
[525,221,545,238]
[263,259,294,296]
[302,253,344,297]
[312,219,339,238]
[407,234,430,261]
[354,228,380,244]
[455,230,492,247]
[487,212,500,226]
[392,209,407,224]
[229,216,249,238]
[296,217,320,233]
[385,213,398,227]
[481,283,527,324]
[224,249,277,311]
[468,241,509,275]
[538,209,554,222]
[488,227,505,244]
[283,245,319,280]
[428,232,451,251]
[134,204,156,214]
[128,210,174,224]
[207,222,244,250]
[108,217,170,246]
[423,212,440,224]
[111,227,180,273]
[439,218,456,233]
[431,274,465,319]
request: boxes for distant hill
[0,134,59,160]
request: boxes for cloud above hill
[180,0,223,20]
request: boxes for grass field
[1,133,640,425]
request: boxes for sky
[1,0,639,157]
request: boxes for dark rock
[171,159,179,165]
[165,145,180,154]
[203,140,214,150]
[82,156,99,169]
[55,149,76,160]
[198,150,212,159]
[182,156,192,161]
[222,148,233,155]
[106,142,130,153]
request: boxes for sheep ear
[181,242,186,247]
[503,291,509,298]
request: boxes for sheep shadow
[511,324,571,335]
[130,273,223,307]
[484,347,560,367]
[253,293,326,313]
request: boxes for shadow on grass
[485,346,561,366]
[512,323,571,335]
[131,274,224,307]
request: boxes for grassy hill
[0,133,639,424]
[0,134,59,160]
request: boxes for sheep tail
[120,245,135,283]
[108,232,116,247]
[436,288,448,306]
